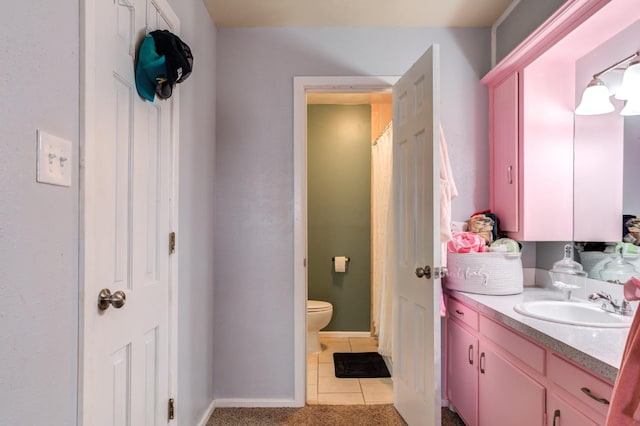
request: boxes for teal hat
[135,35,168,102]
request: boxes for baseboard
[196,399,216,426]
[213,398,304,408]
[381,354,393,376]
[319,331,372,338]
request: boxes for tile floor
[306,336,394,405]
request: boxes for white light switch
[36,130,72,187]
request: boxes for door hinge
[168,398,175,420]
[169,232,176,254]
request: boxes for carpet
[208,405,466,426]
[333,352,391,378]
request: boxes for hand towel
[447,232,486,254]
[606,277,640,425]
[439,125,458,316]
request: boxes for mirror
[623,116,640,217]
[569,16,640,281]
[576,115,640,280]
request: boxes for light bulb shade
[615,60,640,100]
[621,97,640,116]
[575,78,615,115]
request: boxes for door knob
[434,266,448,279]
[98,288,126,311]
[415,265,432,279]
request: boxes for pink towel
[439,125,458,317]
[447,232,487,254]
[606,277,640,425]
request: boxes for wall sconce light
[621,96,640,116]
[575,77,615,115]
[575,52,640,116]
[615,59,640,100]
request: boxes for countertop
[447,287,631,383]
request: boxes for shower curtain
[372,122,394,358]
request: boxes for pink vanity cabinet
[547,353,614,426]
[446,299,479,425]
[482,0,632,242]
[446,297,546,426]
[445,296,614,426]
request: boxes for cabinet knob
[552,409,560,426]
[468,344,473,365]
[507,165,513,184]
[479,352,486,374]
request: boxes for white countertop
[447,286,631,383]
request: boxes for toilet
[307,300,333,353]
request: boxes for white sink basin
[513,300,632,328]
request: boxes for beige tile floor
[307,336,394,405]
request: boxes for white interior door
[81,0,179,424]
[392,45,441,426]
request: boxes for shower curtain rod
[372,121,392,146]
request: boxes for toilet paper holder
[332,256,350,272]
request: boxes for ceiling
[205,0,514,28]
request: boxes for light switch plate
[36,130,72,187]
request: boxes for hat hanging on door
[135,30,193,102]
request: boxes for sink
[513,300,632,328]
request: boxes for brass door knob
[415,265,432,279]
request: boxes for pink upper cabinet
[483,0,637,242]
[490,73,519,234]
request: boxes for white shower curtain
[371,122,394,358]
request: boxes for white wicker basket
[445,252,523,295]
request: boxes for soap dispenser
[599,245,638,284]
[549,244,587,299]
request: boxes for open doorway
[294,46,446,425]
[292,76,399,405]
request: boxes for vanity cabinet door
[548,393,600,426]
[488,65,574,241]
[447,319,478,426]
[478,345,546,426]
[491,72,519,233]
[548,354,612,419]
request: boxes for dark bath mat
[333,352,391,378]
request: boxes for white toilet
[307,300,333,353]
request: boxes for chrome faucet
[588,292,633,316]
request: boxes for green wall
[307,104,372,331]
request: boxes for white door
[80,0,179,424]
[392,45,441,426]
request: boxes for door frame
[77,0,180,422]
[292,76,399,405]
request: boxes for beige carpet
[207,405,465,425]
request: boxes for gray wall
[307,104,372,332]
[494,0,583,274]
[1,1,217,424]
[625,116,640,215]
[167,0,218,424]
[536,242,572,270]
[1,2,79,424]
[496,0,566,63]
[214,27,491,400]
